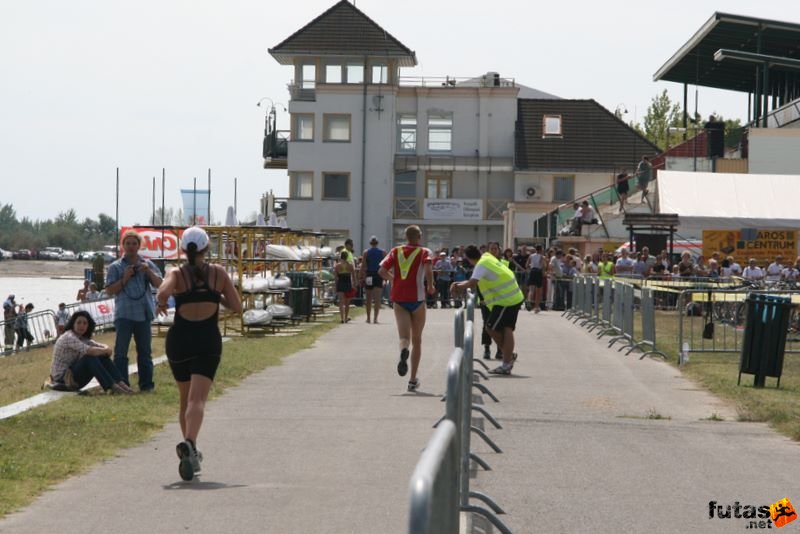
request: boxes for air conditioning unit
[524,186,541,200]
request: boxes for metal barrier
[627,287,667,360]
[677,288,800,361]
[415,292,512,534]
[583,276,603,332]
[609,283,636,352]
[64,298,117,332]
[564,276,668,361]
[563,277,580,320]
[1,310,57,354]
[407,420,460,534]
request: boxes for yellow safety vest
[475,253,524,310]
[599,261,614,279]
[396,246,422,280]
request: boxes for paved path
[1,309,799,533]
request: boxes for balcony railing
[288,82,315,102]
[394,197,420,218]
[399,75,516,88]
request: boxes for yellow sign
[703,230,797,265]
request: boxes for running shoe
[397,348,409,377]
[495,350,503,360]
[489,365,511,375]
[176,440,199,481]
[483,346,491,360]
[407,378,420,392]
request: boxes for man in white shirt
[726,256,742,277]
[568,203,583,236]
[614,248,635,276]
[742,258,764,282]
[765,256,784,282]
[782,259,799,283]
[549,250,566,309]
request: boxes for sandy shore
[0,260,90,279]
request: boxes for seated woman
[49,310,134,394]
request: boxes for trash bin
[285,272,314,319]
[739,294,792,388]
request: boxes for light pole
[257,97,287,161]
[615,104,636,172]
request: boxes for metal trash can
[739,294,792,388]
[285,272,314,319]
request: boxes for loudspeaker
[705,121,725,159]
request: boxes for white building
[268,0,518,252]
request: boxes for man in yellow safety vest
[450,245,525,375]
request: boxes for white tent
[657,170,800,230]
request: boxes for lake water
[0,277,84,312]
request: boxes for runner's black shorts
[527,268,543,288]
[486,303,522,332]
[166,317,222,382]
[364,271,383,289]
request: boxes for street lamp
[614,103,628,119]
[256,97,287,138]
[257,97,287,161]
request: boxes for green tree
[642,89,684,150]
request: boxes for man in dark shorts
[451,245,525,375]
[616,172,629,213]
[360,236,386,324]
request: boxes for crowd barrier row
[407,293,513,534]
[564,276,666,360]
[1,309,58,353]
[563,275,800,364]
[1,298,120,356]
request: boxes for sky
[2,0,799,227]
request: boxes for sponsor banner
[181,188,210,225]
[120,226,181,260]
[703,229,797,264]
[423,199,483,220]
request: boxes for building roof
[269,0,417,66]
[515,99,661,172]
[653,12,800,93]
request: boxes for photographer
[105,229,163,392]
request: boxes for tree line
[0,204,118,253]
[626,90,743,151]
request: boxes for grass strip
[639,311,800,440]
[0,314,341,517]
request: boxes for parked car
[13,249,33,260]
[77,250,95,261]
[58,250,76,261]
[0,248,11,260]
[38,247,64,260]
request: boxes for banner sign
[181,188,210,225]
[702,229,797,264]
[120,226,181,260]
[423,199,483,220]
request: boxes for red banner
[119,227,182,260]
